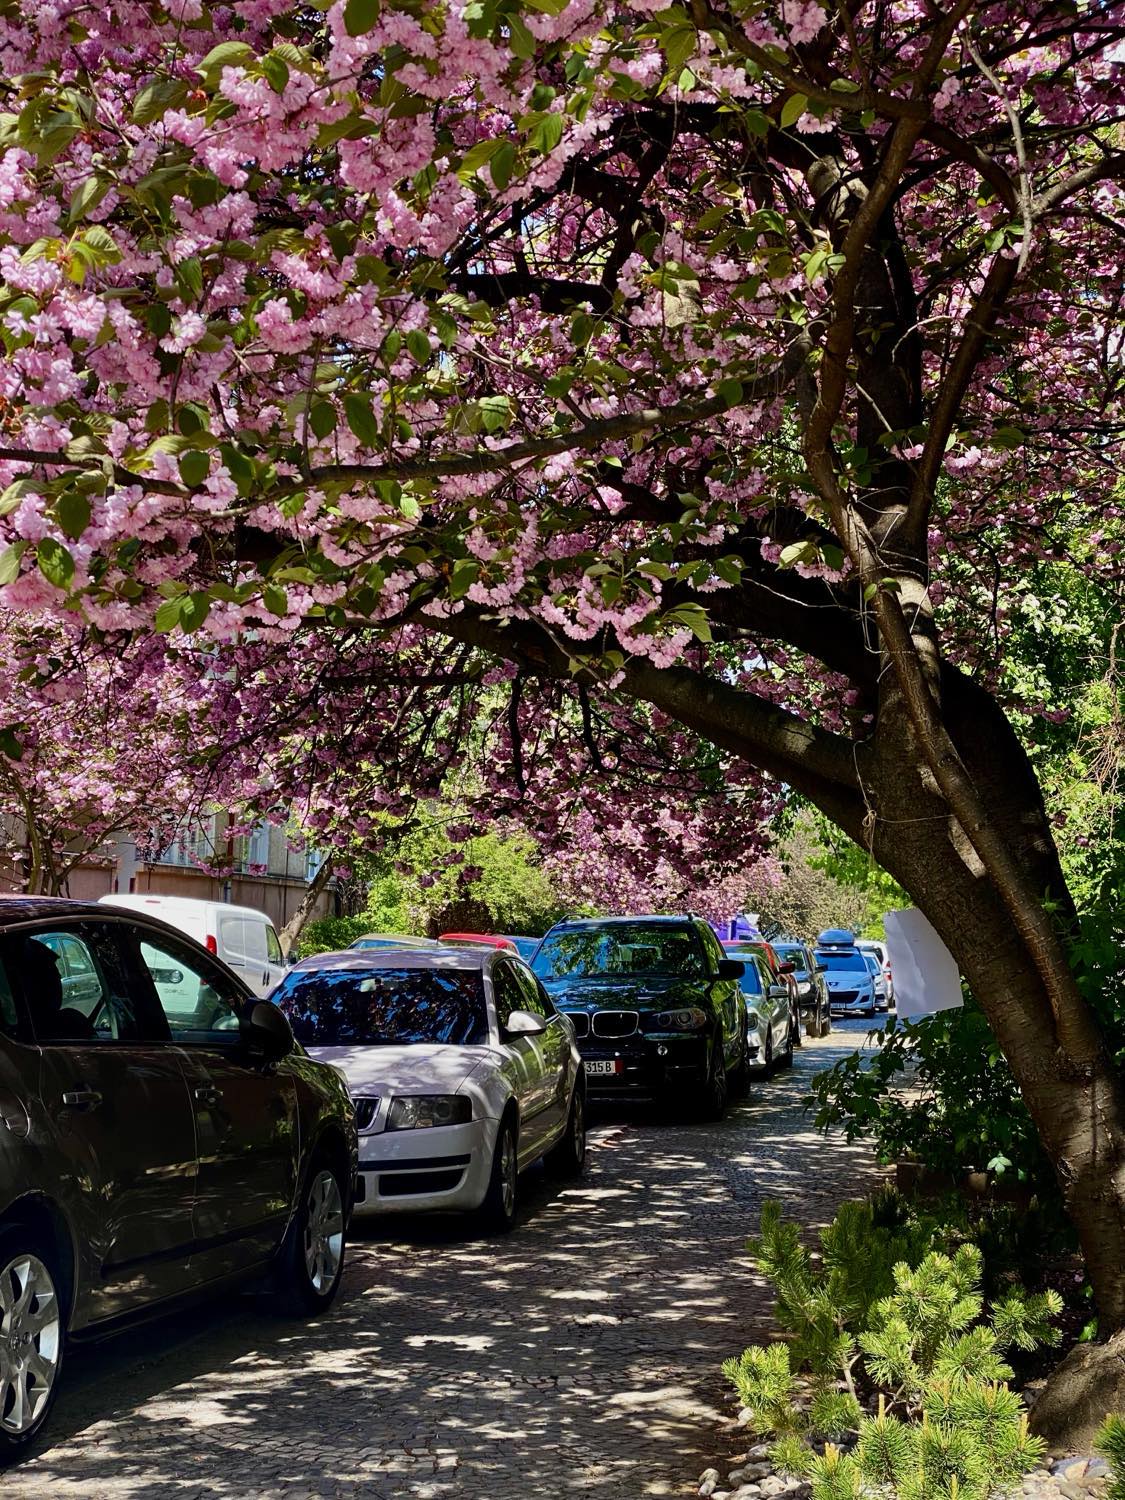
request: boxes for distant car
[860,950,889,1011]
[348,933,440,951]
[857,940,893,1007]
[771,940,831,1037]
[532,915,747,1118]
[274,946,585,1230]
[439,933,518,951]
[728,947,793,1071]
[0,897,356,1465]
[97,893,287,996]
[726,938,802,1046]
[816,934,877,1016]
[503,936,541,961]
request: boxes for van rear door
[217,913,272,995]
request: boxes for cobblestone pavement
[8,1021,884,1500]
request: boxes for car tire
[480,1116,519,1233]
[791,1011,803,1048]
[730,1020,750,1098]
[272,1152,348,1318]
[697,1034,728,1120]
[819,1006,832,1037]
[546,1083,587,1179]
[0,1224,66,1467]
[763,1030,774,1074]
[778,1025,794,1069]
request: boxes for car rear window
[275,967,488,1046]
[532,925,705,980]
[817,951,866,971]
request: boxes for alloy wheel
[303,1170,344,1295]
[500,1129,518,1219]
[0,1253,61,1438]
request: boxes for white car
[859,947,890,1010]
[857,939,893,1007]
[272,947,586,1230]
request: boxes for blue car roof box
[817,927,858,947]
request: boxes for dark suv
[531,916,746,1116]
[0,897,357,1464]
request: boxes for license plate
[586,1059,623,1076]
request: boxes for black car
[0,897,357,1464]
[531,916,746,1116]
[771,940,831,1038]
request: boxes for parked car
[728,947,793,1071]
[97,894,287,996]
[726,938,803,1046]
[771,940,831,1036]
[502,936,541,961]
[438,933,518,951]
[860,950,889,1011]
[815,930,877,1016]
[857,939,893,1007]
[348,933,440,951]
[273,947,585,1230]
[531,916,747,1118]
[0,897,357,1465]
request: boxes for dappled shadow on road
[7,1031,879,1500]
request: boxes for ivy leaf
[36,537,75,590]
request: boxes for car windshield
[532,924,705,980]
[275,967,488,1046]
[774,945,809,974]
[817,951,866,972]
[862,953,880,973]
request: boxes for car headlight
[385,1095,472,1130]
[650,1007,709,1031]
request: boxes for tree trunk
[278,856,334,958]
[858,678,1125,1336]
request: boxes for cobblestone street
[8,1025,881,1500]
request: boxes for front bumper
[572,1031,710,1098]
[829,989,876,1013]
[352,1117,494,1216]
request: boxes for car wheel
[778,1024,794,1069]
[730,1020,750,1098]
[791,1011,803,1048]
[819,1004,832,1037]
[546,1084,587,1179]
[763,1030,774,1073]
[480,1117,519,1233]
[0,1226,65,1466]
[272,1153,347,1317]
[700,1036,728,1120]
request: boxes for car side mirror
[778,961,796,974]
[505,1009,547,1037]
[815,964,827,974]
[716,958,744,980]
[242,1001,294,1060]
[768,983,789,1000]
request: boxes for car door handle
[61,1089,102,1111]
[194,1085,222,1108]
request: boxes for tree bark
[278,855,334,959]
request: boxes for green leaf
[0,479,36,517]
[717,377,743,408]
[68,175,109,225]
[478,394,513,432]
[780,92,808,128]
[490,139,516,191]
[344,0,379,35]
[507,13,535,58]
[55,491,91,541]
[309,401,337,440]
[262,582,289,616]
[459,138,502,180]
[178,450,210,488]
[261,53,289,92]
[175,256,204,302]
[155,596,186,633]
[36,537,74,590]
[132,79,188,126]
[344,393,381,447]
[197,41,256,80]
[80,225,121,264]
[0,727,23,762]
[529,112,563,153]
[405,329,431,363]
[661,23,696,75]
[0,540,26,586]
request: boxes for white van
[97,894,287,996]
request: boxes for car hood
[541,974,712,1012]
[823,972,870,988]
[306,1042,494,1095]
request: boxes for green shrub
[1096,1415,1125,1500]
[723,1200,1057,1500]
[295,913,380,956]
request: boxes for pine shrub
[1096,1415,1125,1500]
[724,1199,1057,1500]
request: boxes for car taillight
[205,934,217,955]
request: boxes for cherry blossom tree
[0,0,1122,1354]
